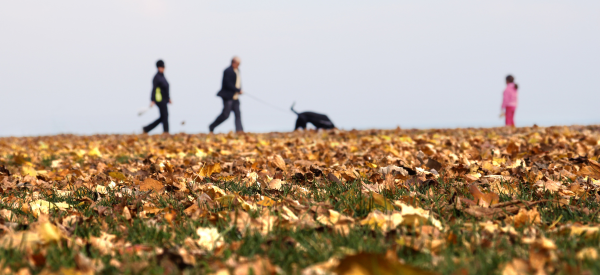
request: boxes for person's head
[506,75,514,84]
[156,60,165,73]
[231,56,241,69]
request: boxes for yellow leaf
[395,201,443,230]
[360,210,404,232]
[27,200,71,217]
[195,148,207,158]
[257,197,276,207]
[37,222,63,243]
[366,162,378,169]
[21,166,37,176]
[88,147,102,157]
[198,163,221,178]
[369,192,395,212]
[108,171,126,181]
[0,231,41,250]
[215,194,236,207]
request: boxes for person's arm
[150,86,156,105]
[161,79,171,104]
[150,75,157,104]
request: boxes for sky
[1,1,599,136]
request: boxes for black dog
[291,103,335,130]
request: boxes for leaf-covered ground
[1,126,600,274]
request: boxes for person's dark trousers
[209,99,243,132]
[143,102,169,133]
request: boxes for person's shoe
[142,128,149,134]
[208,126,214,133]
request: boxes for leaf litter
[0,126,600,273]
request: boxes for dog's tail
[291,102,299,115]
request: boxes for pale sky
[1,1,599,136]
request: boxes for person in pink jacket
[501,75,518,127]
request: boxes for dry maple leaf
[334,252,436,275]
[359,210,403,232]
[271,154,286,171]
[139,178,163,192]
[198,163,222,178]
[505,208,541,228]
[395,202,442,230]
[468,183,499,207]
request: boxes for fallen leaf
[334,252,436,275]
[196,227,223,251]
[199,163,221,178]
[139,177,163,192]
[468,184,499,207]
[271,155,287,171]
[267,179,283,190]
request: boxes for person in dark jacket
[143,60,171,134]
[209,56,244,133]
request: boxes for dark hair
[156,60,165,68]
[506,75,514,83]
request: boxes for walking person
[143,60,171,134]
[209,56,244,133]
[501,75,518,127]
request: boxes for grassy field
[1,126,600,274]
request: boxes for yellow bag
[155,87,162,102]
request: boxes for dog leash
[243,93,292,114]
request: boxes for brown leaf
[501,259,531,275]
[199,163,222,178]
[505,208,541,228]
[140,178,163,192]
[267,179,282,190]
[334,252,436,275]
[271,155,287,171]
[425,158,443,171]
[327,173,342,185]
[468,183,499,207]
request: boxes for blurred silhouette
[209,56,244,133]
[501,75,518,127]
[143,60,172,134]
[291,103,335,130]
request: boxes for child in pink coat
[501,75,518,127]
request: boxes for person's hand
[150,101,155,108]
[239,90,244,95]
[169,99,172,104]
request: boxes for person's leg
[158,103,169,133]
[510,107,516,126]
[506,107,515,127]
[232,100,243,132]
[143,106,163,133]
[209,99,234,132]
